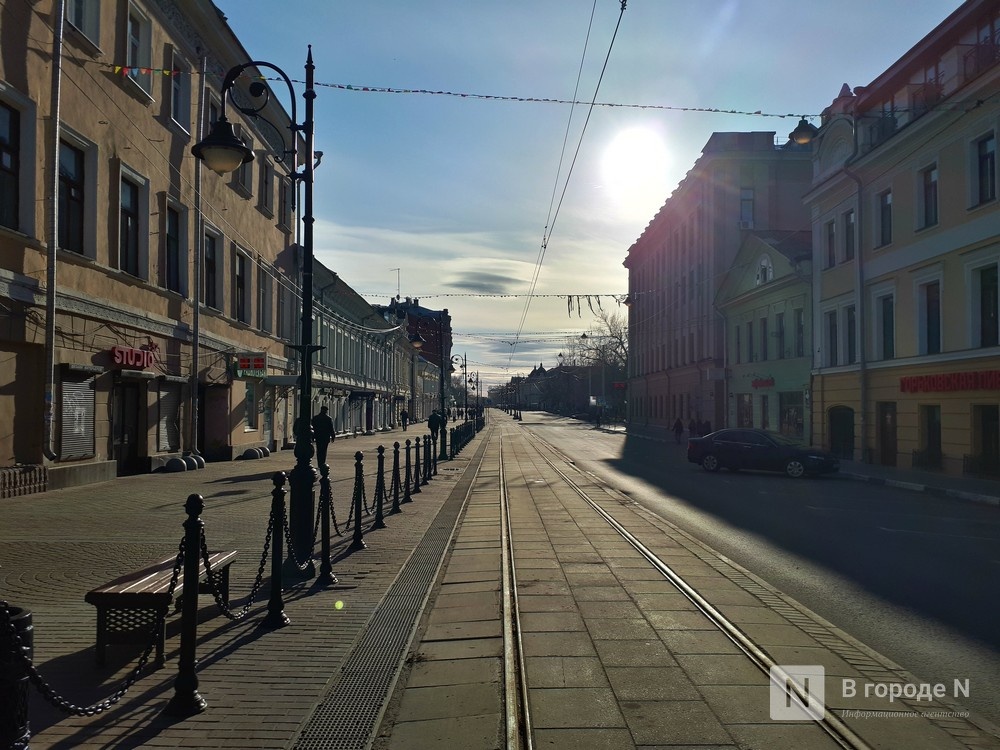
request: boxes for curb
[838,471,1000,507]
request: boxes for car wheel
[701,454,720,472]
[785,459,806,478]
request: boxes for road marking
[877,526,997,540]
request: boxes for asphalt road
[520,413,1000,728]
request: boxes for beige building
[0,0,420,495]
[624,132,812,439]
[804,0,1000,474]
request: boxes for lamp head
[789,117,819,146]
[191,115,254,175]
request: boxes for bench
[84,550,238,666]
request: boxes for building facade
[624,132,813,439]
[805,0,1000,474]
[716,231,813,440]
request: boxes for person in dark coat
[672,418,684,444]
[311,406,335,467]
[401,408,409,431]
[428,410,441,440]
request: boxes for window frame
[124,3,153,97]
[233,246,252,324]
[871,283,896,361]
[67,0,100,47]
[973,132,997,207]
[876,188,893,247]
[58,140,86,253]
[918,163,939,229]
[117,164,149,279]
[203,227,222,311]
[163,200,187,295]
[0,100,21,232]
[168,47,191,133]
[843,209,856,261]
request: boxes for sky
[215,0,960,391]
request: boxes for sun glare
[601,126,672,220]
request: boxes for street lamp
[192,48,319,575]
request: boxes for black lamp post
[192,48,320,576]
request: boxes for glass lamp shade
[789,118,819,145]
[191,116,254,175]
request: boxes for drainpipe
[841,114,866,463]
[189,54,208,458]
[42,0,67,461]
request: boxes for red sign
[238,355,266,371]
[111,345,156,369]
[900,370,1000,393]
[751,377,775,389]
[612,381,627,390]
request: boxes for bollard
[412,437,422,495]
[317,466,338,586]
[432,434,438,476]
[165,494,208,717]
[349,452,367,551]
[262,473,291,627]
[450,426,457,459]
[421,436,430,486]
[371,446,387,530]
[402,440,413,505]
[0,603,32,749]
[389,442,403,515]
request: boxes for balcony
[962,41,1000,84]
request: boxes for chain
[199,520,271,621]
[282,508,314,571]
[0,539,184,717]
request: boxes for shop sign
[235,353,267,379]
[900,370,1000,393]
[111,345,156,369]
[751,377,775,389]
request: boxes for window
[258,269,273,333]
[119,176,140,276]
[760,317,768,361]
[794,308,804,357]
[920,165,938,228]
[843,209,855,261]
[977,264,998,348]
[164,206,182,293]
[877,189,892,246]
[125,5,152,95]
[59,141,84,252]
[278,177,293,229]
[776,312,785,359]
[0,102,19,230]
[67,0,100,44]
[825,220,836,267]
[235,250,251,323]
[169,49,191,132]
[876,294,895,359]
[259,161,274,215]
[203,231,220,310]
[922,280,941,354]
[740,187,754,225]
[755,255,773,285]
[976,134,996,205]
[235,131,253,194]
[746,321,754,362]
[825,311,839,367]
[846,305,857,364]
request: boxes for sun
[601,126,672,220]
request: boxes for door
[828,406,854,459]
[877,401,897,467]
[113,382,141,476]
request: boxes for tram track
[498,426,876,750]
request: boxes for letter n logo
[769,665,825,721]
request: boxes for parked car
[686,428,840,478]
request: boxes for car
[686,428,840,478]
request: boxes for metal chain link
[0,539,184,717]
[199,517,272,621]
[282,507,314,572]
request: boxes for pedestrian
[428,410,441,440]
[701,419,712,435]
[401,408,409,431]
[672,417,684,444]
[688,418,698,438]
[311,406,335,467]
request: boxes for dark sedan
[687,428,840,478]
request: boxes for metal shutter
[61,375,95,459]
[158,382,181,451]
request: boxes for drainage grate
[291,460,475,750]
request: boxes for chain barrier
[199,520,271,621]
[0,540,183,717]
[282,507,315,572]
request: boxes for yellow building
[805,0,1000,474]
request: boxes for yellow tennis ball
[335,600,344,610]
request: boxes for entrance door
[828,406,854,459]
[113,382,141,476]
[878,401,897,466]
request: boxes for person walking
[428,410,441,441]
[401,408,409,431]
[672,417,684,444]
[311,406,335,467]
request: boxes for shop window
[0,102,19,231]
